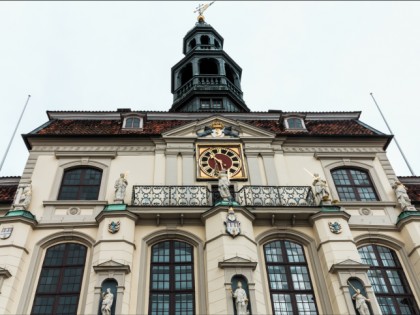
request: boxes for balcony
[131,185,315,207]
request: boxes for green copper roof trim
[5,210,37,221]
[397,211,420,223]
[103,204,127,211]
[214,200,240,207]
[320,206,341,212]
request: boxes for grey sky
[1,1,419,177]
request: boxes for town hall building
[0,11,420,315]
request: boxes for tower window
[188,39,196,50]
[200,35,209,45]
[200,99,223,110]
[199,58,218,75]
[214,40,220,48]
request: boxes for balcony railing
[132,185,315,207]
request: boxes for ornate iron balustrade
[132,185,315,207]
[132,186,210,206]
[235,186,315,207]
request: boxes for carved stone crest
[0,227,13,240]
[108,221,120,234]
[196,120,239,138]
[328,221,342,234]
[225,207,241,238]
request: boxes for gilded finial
[193,1,215,22]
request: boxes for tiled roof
[398,177,420,203]
[36,120,190,135]
[34,119,378,136]
[0,185,17,204]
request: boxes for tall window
[358,245,419,315]
[58,167,102,200]
[331,168,378,201]
[149,241,195,315]
[264,240,318,315]
[31,243,87,315]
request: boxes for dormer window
[284,117,306,130]
[123,116,143,129]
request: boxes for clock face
[196,144,247,180]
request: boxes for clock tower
[169,18,250,112]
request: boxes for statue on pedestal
[392,180,414,210]
[101,288,114,315]
[114,173,128,202]
[13,182,32,210]
[218,170,232,202]
[312,173,330,204]
[230,281,248,315]
[352,289,370,315]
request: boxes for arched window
[358,245,419,314]
[331,168,378,201]
[180,63,193,86]
[58,167,102,200]
[31,243,87,315]
[224,63,236,85]
[124,116,142,129]
[285,117,305,130]
[188,38,196,50]
[149,241,195,315]
[200,35,209,45]
[199,58,218,75]
[264,240,318,315]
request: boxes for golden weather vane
[193,1,215,22]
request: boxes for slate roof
[33,119,379,136]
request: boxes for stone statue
[114,173,128,202]
[352,289,370,315]
[101,288,114,315]
[218,171,232,202]
[312,173,330,203]
[231,281,248,315]
[18,183,32,209]
[392,180,412,210]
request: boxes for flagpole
[370,93,415,176]
[0,95,31,173]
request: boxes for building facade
[1,17,420,315]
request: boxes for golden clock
[196,144,247,180]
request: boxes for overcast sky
[1,1,419,177]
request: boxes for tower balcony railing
[131,185,315,207]
[174,75,243,101]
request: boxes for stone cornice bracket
[201,205,255,223]
[309,207,351,227]
[95,205,138,224]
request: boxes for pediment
[329,259,370,273]
[218,255,258,270]
[162,115,276,139]
[93,259,131,274]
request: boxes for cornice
[43,200,108,207]
[55,151,117,159]
[33,146,156,152]
[283,147,382,153]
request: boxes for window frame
[148,240,196,315]
[263,240,318,315]
[31,243,87,315]
[358,244,420,315]
[200,98,223,110]
[57,167,103,201]
[331,167,379,202]
[123,115,143,129]
[284,117,306,130]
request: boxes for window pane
[272,294,293,315]
[377,296,397,315]
[174,241,192,263]
[152,242,170,263]
[358,245,379,266]
[296,294,317,315]
[150,294,170,315]
[37,268,60,293]
[265,241,283,263]
[332,168,378,201]
[175,294,194,315]
[56,296,78,315]
[367,270,388,293]
[151,266,170,290]
[175,266,193,290]
[58,168,102,200]
[44,244,66,266]
[32,296,55,315]
[291,266,312,290]
[267,266,288,290]
[285,241,305,263]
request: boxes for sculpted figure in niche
[114,173,128,201]
[218,171,232,202]
[230,281,248,315]
[352,289,370,315]
[101,288,114,315]
[18,183,32,209]
[392,180,412,210]
[312,173,330,202]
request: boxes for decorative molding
[93,260,131,274]
[329,259,370,273]
[55,151,117,158]
[0,244,29,254]
[314,152,376,160]
[283,147,382,153]
[33,145,156,152]
[43,200,108,207]
[94,239,136,249]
